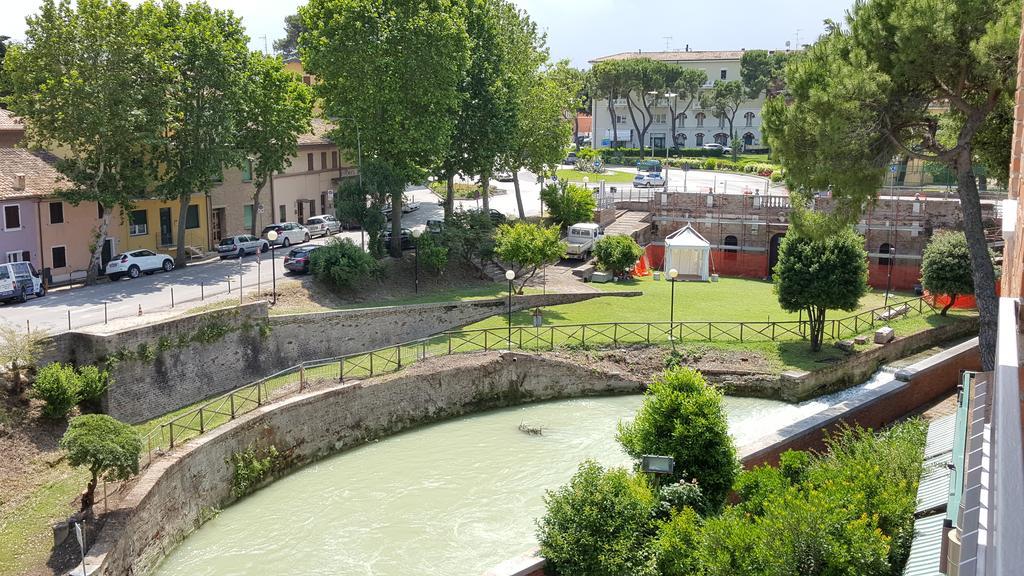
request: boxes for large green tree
[61,414,142,512]
[273,13,306,57]
[300,0,469,257]
[620,57,673,156]
[5,0,169,284]
[773,227,869,351]
[700,80,745,153]
[921,230,994,315]
[590,59,629,146]
[237,52,314,236]
[739,49,790,100]
[0,35,11,106]
[763,0,1019,370]
[155,1,249,268]
[665,68,707,147]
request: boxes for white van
[0,261,45,304]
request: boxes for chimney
[13,173,25,191]
[685,44,690,52]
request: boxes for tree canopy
[773,227,869,351]
[739,49,790,99]
[594,234,643,278]
[762,0,1020,369]
[921,230,991,315]
[700,80,744,153]
[273,13,306,56]
[493,222,565,291]
[541,181,597,229]
[300,0,469,256]
[61,414,141,511]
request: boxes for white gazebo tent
[663,225,711,281]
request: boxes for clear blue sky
[2,0,855,68]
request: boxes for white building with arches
[590,49,778,151]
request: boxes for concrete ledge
[482,548,546,576]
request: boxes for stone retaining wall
[45,291,637,423]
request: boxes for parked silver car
[305,215,342,238]
[217,235,269,258]
[261,222,310,247]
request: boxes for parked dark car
[467,208,506,225]
[283,245,321,274]
[426,219,445,236]
[563,151,577,165]
[380,228,414,250]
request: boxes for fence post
[518,328,522,350]
[339,357,345,382]
[171,287,175,308]
[855,315,859,334]
[369,352,374,375]
[581,325,586,346]
[67,309,71,331]
[396,345,402,368]
[484,330,488,351]
[256,382,262,406]
[169,422,175,449]
[646,323,651,343]
[230,393,236,419]
[104,303,108,325]
[740,323,744,343]
[199,408,205,433]
[448,334,452,355]
[201,281,204,301]
[549,326,555,350]
[613,323,618,345]
[299,365,306,392]
[708,323,712,342]
[771,322,775,341]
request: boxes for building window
[678,113,687,127]
[97,203,105,220]
[718,114,725,128]
[6,251,29,263]
[307,153,314,171]
[129,209,148,236]
[878,243,893,266]
[743,132,755,147]
[331,151,339,169]
[302,75,311,85]
[616,114,627,124]
[185,204,200,229]
[720,69,727,80]
[676,133,687,146]
[242,160,253,182]
[723,235,738,261]
[320,151,328,170]
[715,133,729,145]
[695,112,705,127]
[695,133,704,146]
[745,112,755,127]
[243,204,254,229]
[653,113,667,124]
[49,202,64,224]
[3,205,22,230]
[51,245,67,269]
[279,204,286,223]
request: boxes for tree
[739,49,790,100]
[5,0,169,284]
[537,460,658,576]
[493,222,565,292]
[60,414,141,512]
[762,0,1019,370]
[503,60,579,218]
[594,234,643,278]
[921,230,991,315]
[0,322,49,393]
[273,13,306,57]
[0,35,11,107]
[773,228,869,351]
[617,367,738,513]
[309,237,382,289]
[236,52,314,236]
[300,0,469,257]
[591,60,628,147]
[665,68,707,147]
[620,57,672,157]
[155,1,250,268]
[700,80,744,157]
[540,181,596,229]
[335,178,385,254]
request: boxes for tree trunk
[625,94,647,157]
[174,195,189,268]
[250,188,261,237]
[444,173,455,221]
[480,171,491,212]
[85,207,112,286]
[941,293,957,316]
[607,99,618,147]
[953,151,998,370]
[81,471,98,512]
[573,116,580,152]
[390,189,402,258]
[512,171,525,219]
[808,305,826,352]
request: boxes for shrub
[413,231,448,275]
[617,367,738,513]
[493,222,565,292]
[593,234,644,278]
[32,363,80,419]
[0,322,49,393]
[61,414,141,511]
[733,465,788,516]
[656,478,707,518]
[653,507,703,576]
[441,208,496,264]
[540,181,597,229]
[76,365,110,412]
[537,460,658,576]
[779,448,811,484]
[697,512,772,576]
[921,230,997,314]
[310,237,382,289]
[230,444,280,498]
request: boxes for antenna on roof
[685,44,690,52]
[663,36,673,51]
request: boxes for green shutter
[185,205,200,229]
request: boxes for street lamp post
[412,228,423,293]
[884,245,896,309]
[505,269,516,346]
[266,230,278,304]
[668,268,679,340]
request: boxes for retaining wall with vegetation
[45,292,638,424]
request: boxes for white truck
[564,223,602,260]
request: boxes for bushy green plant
[230,444,280,498]
[732,464,788,516]
[593,234,644,277]
[540,181,597,229]
[921,230,997,315]
[617,367,738,513]
[441,208,496,264]
[537,460,658,576]
[413,231,448,275]
[0,322,49,392]
[656,478,707,518]
[61,414,141,511]
[697,511,772,576]
[76,365,109,412]
[653,506,702,576]
[31,363,80,419]
[310,237,382,289]
[779,448,811,484]
[493,222,565,292]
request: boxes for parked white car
[0,261,45,303]
[702,142,732,155]
[633,172,667,188]
[305,215,342,237]
[217,235,269,258]
[261,222,310,247]
[106,249,175,280]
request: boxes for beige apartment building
[208,119,358,241]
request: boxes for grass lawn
[555,168,635,183]
[427,181,501,199]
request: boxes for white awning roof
[664,225,710,248]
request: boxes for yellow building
[110,194,210,258]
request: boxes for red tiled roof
[591,50,790,64]
[297,118,335,146]
[0,148,65,200]
[0,108,25,131]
